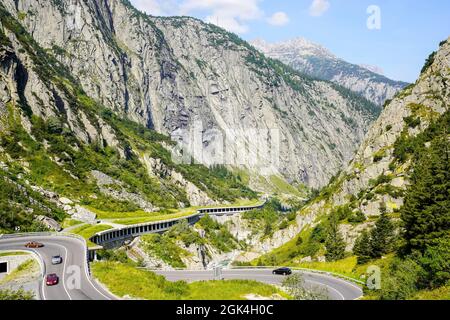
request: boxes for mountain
[252,38,409,106]
[0,0,380,189]
[359,64,384,76]
[252,38,449,284]
[0,4,259,233]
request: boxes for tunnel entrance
[0,262,7,273]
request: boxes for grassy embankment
[0,258,39,285]
[87,198,263,226]
[92,261,289,300]
[0,252,29,257]
[70,224,113,247]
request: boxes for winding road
[155,269,363,300]
[0,234,363,300]
[0,235,114,300]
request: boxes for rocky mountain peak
[252,37,336,60]
[252,37,409,106]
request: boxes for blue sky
[131,0,450,82]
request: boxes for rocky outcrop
[218,202,322,262]
[0,0,381,188]
[90,170,157,212]
[142,155,216,207]
[262,38,450,252]
[252,38,408,106]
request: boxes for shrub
[379,258,423,300]
[404,116,421,128]
[0,288,34,300]
[419,238,450,288]
[421,51,436,74]
[97,249,130,264]
[348,211,366,224]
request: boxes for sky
[130,0,450,83]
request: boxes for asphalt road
[155,269,363,300]
[0,235,362,300]
[0,235,114,300]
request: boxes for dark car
[45,274,59,286]
[272,267,292,276]
[25,241,44,248]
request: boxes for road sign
[213,266,223,280]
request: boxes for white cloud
[131,0,179,16]
[267,12,290,26]
[309,0,330,17]
[179,0,264,34]
[131,0,292,34]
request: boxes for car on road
[45,274,59,286]
[25,241,44,248]
[272,267,292,276]
[51,255,63,265]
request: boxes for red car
[45,274,59,286]
[25,241,44,248]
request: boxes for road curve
[0,235,114,300]
[155,269,363,300]
[1,234,362,300]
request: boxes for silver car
[51,255,63,265]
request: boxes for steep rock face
[216,208,318,262]
[260,38,450,254]
[1,0,380,188]
[0,5,257,234]
[252,38,409,106]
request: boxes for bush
[379,258,423,300]
[279,220,289,230]
[198,215,239,253]
[404,116,421,128]
[282,273,328,300]
[299,240,321,257]
[421,51,436,74]
[310,224,327,243]
[97,249,130,264]
[419,238,450,288]
[348,211,366,224]
[0,288,34,300]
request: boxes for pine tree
[353,230,372,264]
[370,212,396,258]
[325,215,346,261]
[401,134,450,253]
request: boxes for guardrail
[140,265,365,287]
[0,232,93,275]
[228,266,365,286]
[89,201,268,247]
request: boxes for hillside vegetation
[253,39,450,300]
[0,5,256,233]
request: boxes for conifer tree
[370,212,396,258]
[353,230,372,264]
[325,215,346,261]
[401,134,450,253]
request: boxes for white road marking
[158,270,349,300]
[53,243,72,300]
[30,249,48,301]
[70,237,111,300]
[304,279,345,301]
